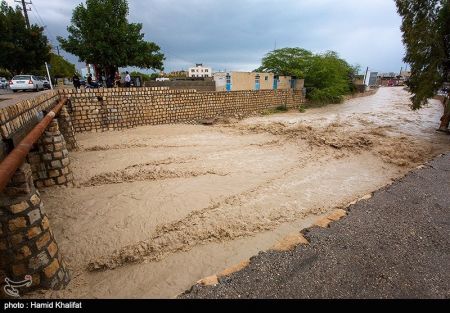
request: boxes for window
[191,69,195,73]
[205,69,209,73]
[265,76,268,81]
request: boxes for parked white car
[9,75,45,92]
[38,76,51,89]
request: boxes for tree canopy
[395,0,450,131]
[258,47,357,104]
[35,53,76,78]
[58,0,165,76]
[256,48,313,78]
[0,1,51,75]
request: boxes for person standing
[115,71,121,87]
[125,71,131,87]
[87,73,93,87]
[72,73,81,90]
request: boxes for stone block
[41,216,50,230]
[53,151,63,159]
[9,201,29,214]
[29,251,50,270]
[53,143,63,151]
[27,226,41,239]
[10,233,24,245]
[27,209,41,225]
[44,259,59,278]
[35,231,51,250]
[47,241,58,258]
[61,158,70,167]
[56,176,67,184]
[44,179,55,187]
[29,194,40,206]
[42,153,52,161]
[15,245,32,260]
[8,217,27,232]
[50,160,62,169]
[48,170,60,178]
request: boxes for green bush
[307,87,345,105]
[275,105,288,112]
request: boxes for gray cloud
[6,0,406,73]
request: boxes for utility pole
[56,46,60,56]
[363,66,369,86]
[15,0,31,29]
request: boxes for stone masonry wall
[58,87,304,133]
[27,119,73,188]
[0,163,70,297]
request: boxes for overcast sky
[6,0,407,74]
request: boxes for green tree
[258,47,357,104]
[396,0,450,131]
[257,47,313,78]
[306,52,357,104]
[58,0,165,78]
[0,1,51,75]
[35,53,76,78]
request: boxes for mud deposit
[29,88,449,298]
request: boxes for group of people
[72,71,132,90]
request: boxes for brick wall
[59,87,304,133]
[145,80,216,92]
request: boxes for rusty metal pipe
[0,97,67,192]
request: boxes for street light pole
[45,62,53,90]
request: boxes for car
[9,75,45,92]
[0,77,8,89]
[39,76,51,89]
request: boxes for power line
[30,2,60,56]
[31,2,45,29]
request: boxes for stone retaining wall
[0,164,70,297]
[58,87,304,133]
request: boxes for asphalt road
[180,153,450,299]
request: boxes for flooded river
[30,87,449,298]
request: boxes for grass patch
[261,105,288,115]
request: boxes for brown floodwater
[29,87,449,298]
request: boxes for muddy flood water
[30,87,449,298]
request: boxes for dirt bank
[29,87,449,298]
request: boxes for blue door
[273,76,278,90]
[255,74,261,91]
[290,78,296,89]
[226,73,231,92]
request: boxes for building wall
[188,65,212,78]
[58,87,304,133]
[214,72,228,91]
[277,76,291,90]
[214,72,303,92]
[231,72,274,91]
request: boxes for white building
[188,64,212,78]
